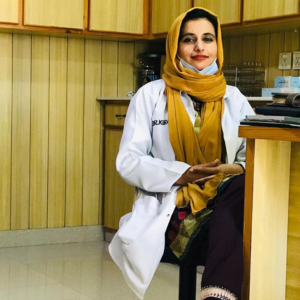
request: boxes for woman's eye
[182,37,195,43]
[203,37,214,42]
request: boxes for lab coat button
[167,214,170,217]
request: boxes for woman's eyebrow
[203,32,216,37]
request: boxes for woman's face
[177,18,217,71]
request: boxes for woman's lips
[192,55,208,61]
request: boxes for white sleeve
[234,96,255,169]
[116,85,190,193]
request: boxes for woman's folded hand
[175,159,244,186]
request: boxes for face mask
[178,56,218,75]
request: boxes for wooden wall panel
[0,33,12,230]
[118,43,134,97]
[255,34,270,88]
[11,34,31,230]
[83,40,101,226]
[229,37,243,65]
[48,37,67,228]
[284,31,299,77]
[242,36,256,63]
[0,0,18,23]
[222,38,231,65]
[268,32,284,87]
[101,41,118,97]
[30,36,49,229]
[65,38,85,227]
[134,43,149,91]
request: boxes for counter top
[97,97,272,102]
[97,97,131,101]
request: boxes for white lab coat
[108,79,255,299]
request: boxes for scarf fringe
[200,286,238,300]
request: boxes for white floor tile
[0,241,202,300]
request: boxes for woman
[109,7,254,300]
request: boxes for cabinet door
[104,129,135,230]
[90,0,144,34]
[24,0,84,29]
[152,0,191,34]
[244,0,299,21]
[194,0,240,25]
[0,0,18,24]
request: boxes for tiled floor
[0,241,202,300]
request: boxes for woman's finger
[192,174,216,184]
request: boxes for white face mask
[178,56,218,75]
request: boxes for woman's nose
[194,40,203,52]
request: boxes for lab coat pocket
[118,194,161,245]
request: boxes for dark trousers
[161,174,245,300]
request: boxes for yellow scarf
[162,7,227,214]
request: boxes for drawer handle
[115,114,126,118]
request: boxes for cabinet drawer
[105,104,129,126]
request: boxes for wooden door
[194,0,241,25]
[151,0,191,34]
[90,0,144,34]
[24,0,84,29]
[104,129,135,230]
[0,0,18,24]
[243,0,299,21]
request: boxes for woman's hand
[175,159,220,186]
[175,159,244,186]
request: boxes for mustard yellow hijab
[162,7,227,214]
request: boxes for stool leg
[178,265,197,300]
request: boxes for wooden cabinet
[194,0,241,25]
[103,103,135,230]
[243,0,299,21]
[90,0,144,34]
[151,0,191,34]
[0,0,18,24]
[24,0,84,29]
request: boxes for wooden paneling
[101,41,118,98]
[30,36,49,229]
[48,37,67,228]
[152,0,190,34]
[83,40,101,226]
[0,33,12,230]
[222,38,231,65]
[24,0,84,29]
[194,0,240,24]
[244,0,299,21]
[229,37,243,65]
[118,43,134,97]
[286,143,300,300]
[90,0,144,34]
[134,43,149,92]
[250,140,291,300]
[284,31,299,77]
[104,129,135,229]
[0,0,18,24]
[242,35,256,63]
[268,32,284,87]
[11,34,31,230]
[255,34,270,88]
[65,38,85,227]
[0,33,146,231]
